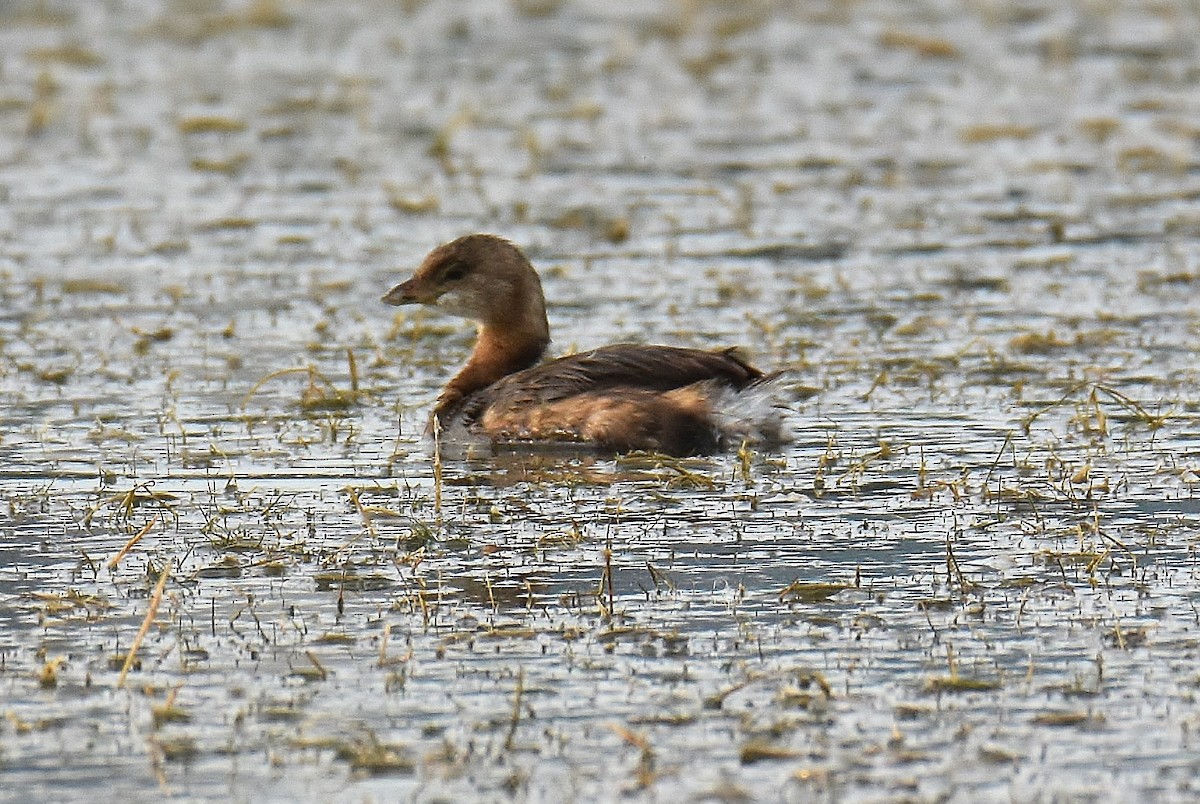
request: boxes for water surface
[2,0,1200,801]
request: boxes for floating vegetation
[739,740,803,764]
[132,326,174,354]
[27,44,103,67]
[242,358,366,414]
[1031,711,1099,728]
[547,205,630,243]
[189,155,250,174]
[61,278,128,294]
[333,733,415,776]
[313,571,396,592]
[385,184,440,214]
[878,30,961,59]
[177,115,248,135]
[924,675,1002,694]
[777,580,852,603]
[151,690,192,728]
[961,123,1039,143]
[152,0,292,42]
[154,736,200,762]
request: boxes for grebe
[383,234,784,455]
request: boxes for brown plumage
[382,234,781,455]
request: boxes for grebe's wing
[460,344,764,421]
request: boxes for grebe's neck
[434,322,550,422]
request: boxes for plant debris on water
[2,0,1200,801]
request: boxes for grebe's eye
[442,262,470,282]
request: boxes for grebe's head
[383,234,548,335]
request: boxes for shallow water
[2,0,1200,801]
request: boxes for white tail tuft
[709,374,793,448]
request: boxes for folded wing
[461,344,764,420]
